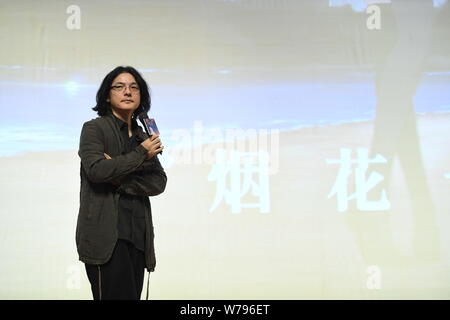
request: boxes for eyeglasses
[110,84,140,93]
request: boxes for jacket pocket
[87,194,106,222]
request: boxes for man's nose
[123,87,132,96]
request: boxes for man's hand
[103,153,120,185]
[140,135,164,159]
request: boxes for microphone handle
[139,117,163,155]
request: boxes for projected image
[0,0,449,299]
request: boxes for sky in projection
[0,0,449,157]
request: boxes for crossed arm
[104,152,167,197]
[79,121,167,197]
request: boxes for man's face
[108,72,141,115]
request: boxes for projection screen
[0,0,449,299]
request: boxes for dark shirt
[113,114,146,252]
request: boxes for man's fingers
[147,145,164,158]
[151,140,162,149]
[149,134,160,141]
[104,153,112,159]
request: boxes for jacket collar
[105,112,148,143]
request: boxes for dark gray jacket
[76,113,167,272]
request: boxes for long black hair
[92,66,151,118]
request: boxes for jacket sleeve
[115,155,167,197]
[78,120,148,184]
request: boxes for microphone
[138,112,162,155]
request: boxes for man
[76,66,167,300]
